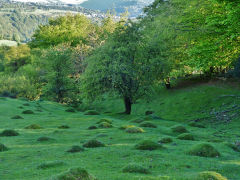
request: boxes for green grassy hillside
[1,82,240,179]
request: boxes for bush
[188,122,205,128]
[83,139,105,148]
[37,137,55,142]
[0,143,8,152]
[119,125,136,130]
[159,137,173,144]
[125,127,144,133]
[55,167,96,180]
[122,164,150,174]
[37,161,65,170]
[67,146,84,153]
[98,122,112,128]
[84,110,100,115]
[135,140,161,151]
[88,126,98,130]
[65,108,75,112]
[25,124,43,129]
[22,110,34,114]
[96,118,112,124]
[58,125,70,129]
[139,122,157,128]
[187,143,220,157]
[0,129,19,136]
[171,125,188,134]
[177,133,194,140]
[11,115,24,119]
[196,171,227,180]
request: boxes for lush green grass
[1,82,240,179]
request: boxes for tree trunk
[124,97,132,115]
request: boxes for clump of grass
[65,108,75,113]
[177,133,194,140]
[25,124,43,129]
[88,126,98,130]
[67,146,84,153]
[188,121,206,128]
[131,118,146,123]
[125,127,144,133]
[11,115,24,119]
[84,110,100,115]
[135,140,161,151]
[225,141,240,152]
[119,125,136,130]
[22,110,34,114]
[122,164,150,174]
[187,143,220,157]
[0,129,19,136]
[37,161,65,170]
[55,167,96,180]
[23,103,30,106]
[96,118,112,124]
[0,143,8,152]
[58,125,70,129]
[83,139,105,148]
[196,171,227,180]
[139,122,157,128]
[96,133,108,138]
[145,110,154,115]
[37,137,55,142]
[171,125,188,134]
[98,122,113,128]
[159,137,173,144]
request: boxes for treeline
[0,0,239,114]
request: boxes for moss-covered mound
[196,171,227,180]
[25,124,43,129]
[188,121,206,128]
[58,125,70,129]
[125,127,144,133]
[11,115,24,119]
[119,125,136,130]
[98,122,113,128]
[135,140,161,151]
[0,143,8,152]
[67,146,84,153]
[37,137,55,142]
[65,108,75,113]
[171,125,188,134]
[84,110,100,115]
[122,164,150,174]
[22,110,34,114]
[159,137,173,144]
[187,143,220,157]
[139,122,157,128]
[83,139,105,148]
[37,161,65,170]
[177,133,194,140]
[96,118,112,124]
[0,129,19,136]
[56,167,96,180]
[88,126,98,130]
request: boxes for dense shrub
[196,171,227,180]
[83,139,105,148]
[159,137,173,144]
[177,133,194,140]
[187,143,220,157]
[171,125,188,134]
[125,127,144,133]
[67,146,84,153]
[122,164,150,174]
[0,129,19,136]
[135,140,161,151]
[139,122,157,128]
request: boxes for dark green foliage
[84,110,100,115]
[171,125,188,134]
[96,118,112,124]
[196,171,227,180]
[65,108,75,113]
[88,126,98,130]
[0,129,19,136]
[188,122,206,128]
[159,137,173,144]
[187,143,220,157]
[131,118,146,124]
[37,161,65,170]
[122,164,150,174]
[37,137,55,142]
[0,143,8,152]
[139,122,157,128]
[135,140,161,151]
[11,115,24,119]
[25,124,43,129]
[177,133,194,141]
[58,125,70,129]
[98,122,113,128]
[23,103,30,106]
[67,146,84,153]
[125,127,144,133]
[83,139,105,148]
[22,110,34,114]
[145,111,154,115]
[55,167,96,180]
[226,142,240,152]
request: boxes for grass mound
[23,103,30,106]
[83,139,105,148]
[67,146,84,153]
[84,110,100,115]
[0,143,8,152]
[177,133,194,140]
[139,122,157,128]
[187,143,220,157]
[196,171,227,180]
[37,137,55,142]
[11,115,24,119]
[37,161,65,170]
[88,125,98,130]
[65,108,75,113]
[159,137,173,144]
[22,110,34,114]
[58,125,70,129]
[55,167,96,180]
[0,129,19,136]
[171,125,188,134]
[97,118,112,124]
[122,164,150,174]
[125,127,144,133]
[131,118,146,124]
[188,121,206,128]
[135,140,161,151]
[98,122,113,128]
[25,124,43,129]
[119,125,136,130]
